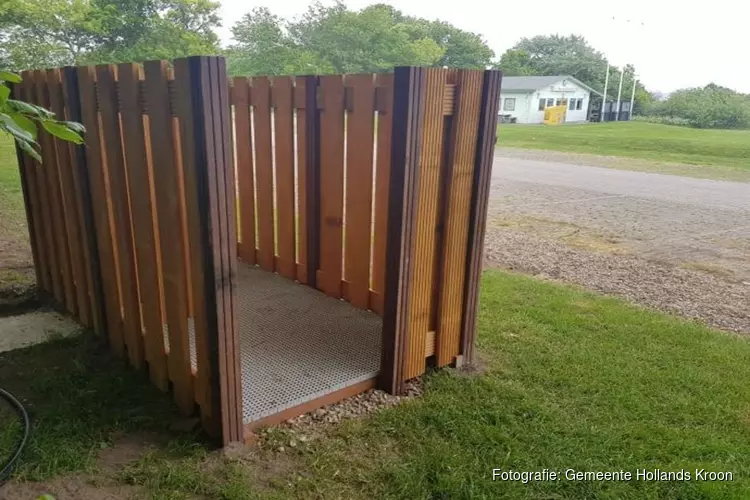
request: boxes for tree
[1,70,84,161]
[496,49,534,76]
[0,0,221,71]
[650,84,750,129]
[226,2,493,76]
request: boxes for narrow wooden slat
[174,58,212,426]
[460,70,502,363]
[372,73,393,312]
[77,65,125,352]
[252,76,274,271]
[379,67,426,394]
[232,77,256,265]
[46,69,90,325]
[342,74,376,309]
[273,76,296,279]
[301,76,321,287]
[317,75,345,298]
[405,68,448,380]
[13,79,48,291]
[32,70,71,308]
[62,67,105,334]
[435,70,484,367]
[118,62,169,390]
[295,78,309,284]
[96,64,144,369]
[143,60,194,414]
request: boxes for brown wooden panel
[317,75,345,298]
[32,70,72,309]
[173,58,211,423]
[379,67,426,394]
[13,78,50,292]
[252,76,274,271]
[61,67,104,334]
[46,69,90,325]
[77,65,125,353]
[371,74,394,309]
[273,76,297,280]
[435,70,484,367]
[118,62,169,390]
[295,78,309,284]
[232,77,256,265]
[176,56,243,444]
[460,70,502,364]
[405,68,448,380]
[342,74,376,309]
[96,64,145,369]
[143,60,194,414]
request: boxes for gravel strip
[484,226,750,335]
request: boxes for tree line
[2,1,745,129]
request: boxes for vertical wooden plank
[405,68,448,380]
[343,74,376,309]
[96,64,145,369]
[62,66,107,337]
[46,68,90,325]
[371,73,394,315]
[232,77,256,265]
[174,59,211,426]
[295,78,308,283]
[379,67,425,394]
[33,70,73,309]
[300,76,320,287]
[252,76,274,271]
[460,70,502,364]
[12,80,47,291]
[77,65,125,352]
[143,60,194,414]
[317,75,345,298]
[273,76,296,280]
[176,55,243,445]
[435,70,484,367]
[118,62,169,390]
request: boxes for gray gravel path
[486,151,750,334]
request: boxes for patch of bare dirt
[0,309,81,353]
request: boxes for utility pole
[600,64,610,122]
[614,67,625,121]
[628,73,637,119]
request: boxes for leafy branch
[0,70,85,162]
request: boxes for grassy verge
[4,270,750,499]
[497,121,750,180]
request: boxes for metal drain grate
[236,264,382,423]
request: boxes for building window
[538,98,546,111]
[576,98,583,110]
[546,98,554,107]
[504,98,516,111]
[569,99,576,110]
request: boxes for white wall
[500,79,591,124]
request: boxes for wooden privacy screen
[230,73,394,314]
[15,57,243,445]
[380,67,502,389]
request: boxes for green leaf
[63,120,86,134]
[0,85,10,107]
[16,137,42,162]
[1,113,35,141]
[6,111,37,139]
[7,100,56,118]
[42,120,84,144]
[0,71,22,83]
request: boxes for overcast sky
[217,0,749,94]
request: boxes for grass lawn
[3,270,750,499]
[498,121,750,180]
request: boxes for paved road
[489,154,750,282]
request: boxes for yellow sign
[543,105,567,125]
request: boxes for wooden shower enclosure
[13,56,502,445]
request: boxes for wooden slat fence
[15,56,242,444]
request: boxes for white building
[498,75,600,124]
